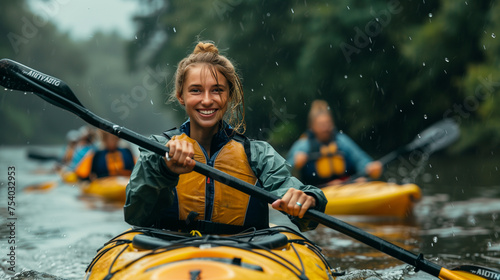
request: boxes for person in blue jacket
[287,100,382,186]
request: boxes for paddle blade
[407,118,460,154]
[440,265,500,280]
[0,58,83,107]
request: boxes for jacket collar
[179,119,234,155]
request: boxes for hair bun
[193,42,219,55]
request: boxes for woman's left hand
[271,188,316,219]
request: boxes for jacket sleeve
[286,138,309,167]
[336,133,373,174]
[249,140,327,232]
[123,135,179,227]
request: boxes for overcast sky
[29,0,141,40]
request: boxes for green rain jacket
[124,121,327,232]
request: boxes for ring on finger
[296,202,302,207]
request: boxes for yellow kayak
[322,181,422,217]
[80,176,128,203]
[85,226,338,280]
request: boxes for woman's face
[177,64,229,134]
[311,113,334,143]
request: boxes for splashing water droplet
[344,75,348,79]
[423,114,428,119]
[291,8,294,14]
[433,236,438,243]
[422,62,426,66]
[275,61,279,66]
[263,96,266,100]
[411,100,414,105]
[428,13,433,18]
[173,27,177,33]
[445,57,449,62]
[492,33,496,39]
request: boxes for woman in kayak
[287,100,383,186]
[124,41,327,234]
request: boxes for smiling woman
[28,0,140,40]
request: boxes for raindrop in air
[428,13,433,18]
[263,96,266,100]
[291,8,294,14]
[423,114,428,119]
[411,100,414,105]
[173,27,177,33]
[433,236,438,243]
[422,62,426,66]
[150,100,154,105]
[492,33,496,38]
[444,57,449,62]
[275,62,279,66]
[344,75,348,79]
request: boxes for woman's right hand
[165,139,196,174]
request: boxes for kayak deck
[80,176,128,203]
[85,226,338,280]
[322,181,422,217]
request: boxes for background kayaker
[124,41,327,234]
[287,100,383,186]
[74,129,135,181]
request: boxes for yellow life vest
[315,142,346,178]
[169,133,261,227]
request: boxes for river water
[0,146,499,279]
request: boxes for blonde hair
[308,100,333,128]
[170,41,245,133]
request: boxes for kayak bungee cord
[2,58,499,280]
[85,226,334,280]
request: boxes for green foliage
[2,0,500,156]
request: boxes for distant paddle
[27,149,62,162]
[345,118,460,182]
[1,58,498,280]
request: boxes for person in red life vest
[124,41,327,234]
[75,130,135,181]
[287,100,383,186]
